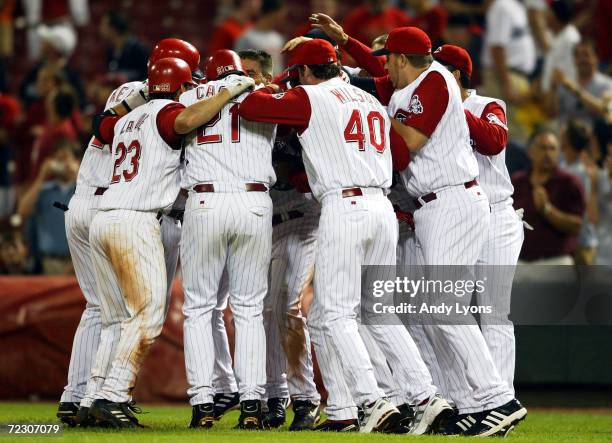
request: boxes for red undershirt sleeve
[156,102,186,150]
[404,71,448,137]
[237,87,311,131]
[98,115,120,145]
[466,102,508,156]
[390,126,410,171]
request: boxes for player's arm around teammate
[84,58,253,429]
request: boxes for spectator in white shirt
[481,0,537,142]
[540,0,581,93]
[234,0,287,74]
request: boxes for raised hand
[309,13,348,45]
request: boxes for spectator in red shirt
[342,0,412,48]
[406,0,449,47]
[208,0,262,54]
[512,128,586,264]
[29,87,78,182]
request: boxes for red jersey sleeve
[404,71,448,138]
[390,126,410,171]
[374,75,395,106]
[156,102,186,150]
[237,87,311,131]
[344,36,386,77]
[466,102,508,156]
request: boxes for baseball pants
[211,270,239,395]
[87,210,168,404]
[412,184,514,413]
[264,209,320,403]
[308,190,435,413]
[61,193,105,404]
[321,324,405,420]
[182,191,271,404]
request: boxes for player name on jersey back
[297,77,393,200]
[99,99,182,212]
[75,81,143,194]
[180,75,277,191]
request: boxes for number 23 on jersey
[111,140,141,183]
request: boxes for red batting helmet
[148,57,196,95]
[149,38,202,79]
[205,49,245,81]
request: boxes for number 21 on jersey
[197,103,240,144]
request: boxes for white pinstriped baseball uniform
[87,99,183,403]
[180,75,277,404]
[293,77,436,417]
[61,81,183,406]
[444,92,524,411]
[388,182,453,405]
[387,62,514,414]
[264,185,321,403]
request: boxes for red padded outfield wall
[0,276,325,402]
[1,277,199,401]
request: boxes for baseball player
[86,57,253,428]
[431,44,525,435]
[238,38,452,434]
[56,39,203,427]
[370,27,526,436]
[179,50,275,430]
[239,49,322,431]
[329,21,528,433]
[303,16,523,430]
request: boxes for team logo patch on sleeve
[394,110,409,123]
[408,95,424,114]
[273,92,286,99]
[486,112,508,130]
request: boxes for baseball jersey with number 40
[238,77,392,200]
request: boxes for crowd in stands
[0,0,610,274]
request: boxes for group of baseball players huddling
[55,11,528,437]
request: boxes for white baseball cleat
[409,394,454,435]
[359,398,401,433]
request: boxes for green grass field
[0,403,611,443]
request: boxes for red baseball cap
[371,27,432,56]
[433,44,473,77]
[288,39,338,68]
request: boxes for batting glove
[226,76,256,98]
[122,81,149,112]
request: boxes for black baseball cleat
[265,397,289,428]
[90,399,143,429]
[235,400,264,430]
[464,399,527,437]
[213,392,239,419]
[189,403,215,428]
[74,406,97,428]
[289,400,320,431]
[388,403,415,434]
[439,410,480,435]
[314,419,359,432]
[56,402,79,427]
